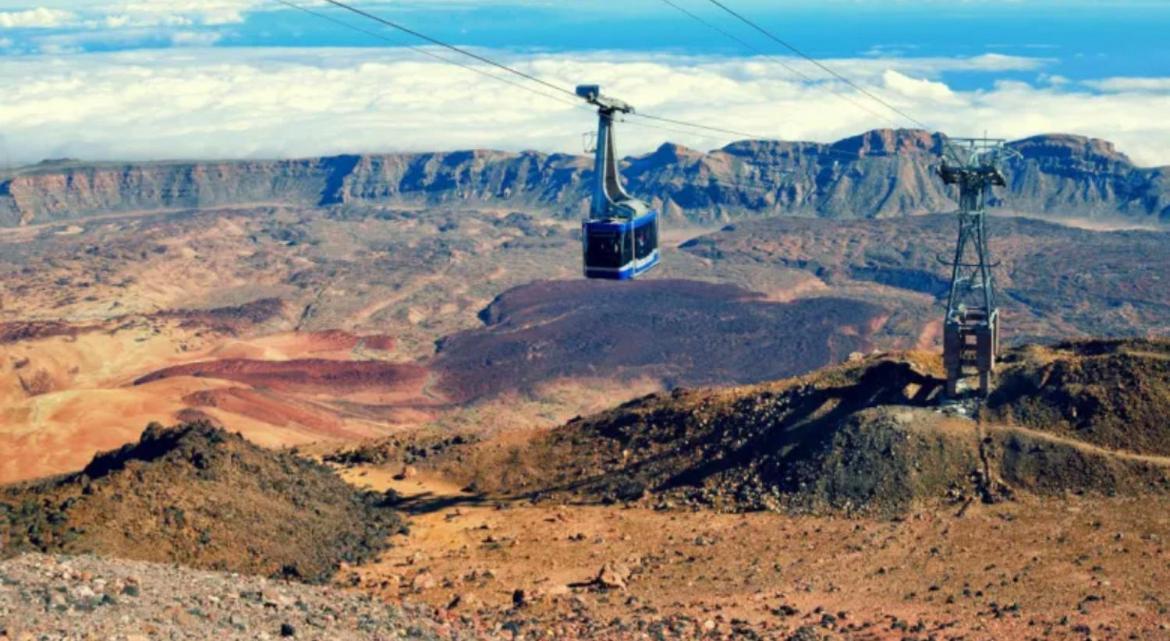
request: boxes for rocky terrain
[329,459,1170,641]
[6,342,1170,639]
[0,553,473,640]
[2,130,1167,227]
[0,422,402,583]
[388,340,1170,517]
[298,340,1170,641]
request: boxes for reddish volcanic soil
[135,358,428,395]
[181,387,357,439]
[0,324,424,484]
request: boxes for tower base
[943,308,999,398]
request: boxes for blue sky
[1,0,1169,164]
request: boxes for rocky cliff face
[1,130,1166,227]
[1003,135,1170,217]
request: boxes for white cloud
[1086,77,1170,93]
[112,0,253,25]
[0,7,76,28]
[0,48,1167,167]
[0,0,541,28]
[169,31,222,47]
[1,1,261,28]
[99,13,195,29]
[881,70,957,103]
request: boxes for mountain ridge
[2,129,1166,227]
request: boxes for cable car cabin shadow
[583,211,660,280]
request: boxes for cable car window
[585,229,630,268]
[634,218,657,260]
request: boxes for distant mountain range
[1,129,1166,227]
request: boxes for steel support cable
[280,0,791,143]
[618,116,726,144]
[631,113,766,141]
[656,0,899,128]
[315,0,581,100]
[619,118,877,171]
[701,0,934,131]
[274,0,877,164]
[273,4,791,226]
[273,0,585,109]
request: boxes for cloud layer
[0,1,262,28]
[0,7,77,28]
[1,48,1168,166]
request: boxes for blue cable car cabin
[577,84,661,280]
[582,203,659,280]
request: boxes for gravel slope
[0,554,471,641]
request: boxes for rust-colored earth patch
[359,335,396,351]
[135,358,427,395]
[181,387,358,440]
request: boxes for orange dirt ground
[337,467,1170,641]
[0,324,433,484]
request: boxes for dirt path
[990,422,1170,466]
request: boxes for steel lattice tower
[937,138,1011,397]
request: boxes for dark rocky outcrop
[0,422,404,583]
[486,341,1170,516]
[986,339,1170,456]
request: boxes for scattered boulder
[787,626,836,641]
[595,562,632,591]
[448,592,479,610]
[410,572,436,592]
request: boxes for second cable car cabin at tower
[577,85,660,280]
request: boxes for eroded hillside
[435,339,1170,516]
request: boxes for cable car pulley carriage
[576,85,661,280]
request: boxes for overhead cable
[273,0,584,109]
[315,0,581,100]
[656,0,900,128]
[701,0,933,130]
[273,0,897,163]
